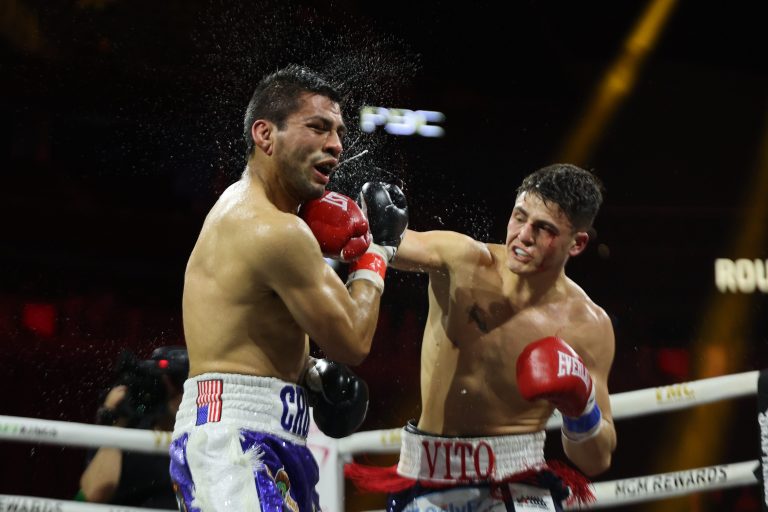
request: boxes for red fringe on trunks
[344,460,595,506]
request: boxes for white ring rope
[565,460,759,510]
[0,415,170,454]
[0,371,757,454]
[336,370,760,455]
[0,494,174,512]
[0,370,762,510]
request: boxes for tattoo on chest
[468,304,489,333]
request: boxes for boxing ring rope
[0,370,764,510]
[0,416,172,453]
[0,494,172,512]
[338,370,761,455]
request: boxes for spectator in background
[77,346,188,508]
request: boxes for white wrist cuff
[346,269,384,293]
[346,245,388,293]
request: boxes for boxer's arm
[256,216,381,365]
[562,311,617,476]
[80,448,122,502]
[392,229,487,273]
[79,386,126,502]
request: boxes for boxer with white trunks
[174,64,407,511]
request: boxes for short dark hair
[516,163,604,231]
[243,64,342,161]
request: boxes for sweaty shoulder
[564,280,611,327]
[561,280,614,363]
[239,210,319,272]
[204,184,318,274]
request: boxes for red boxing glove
[298,191,372,262]
[516,336,602,441]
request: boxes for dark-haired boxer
[347,164,615,511]
[169,64,407,512]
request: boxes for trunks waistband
[172,373,310,445]
[397,426,547,484]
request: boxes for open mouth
[314,163,334,176]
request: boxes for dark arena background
[2,1,768,511]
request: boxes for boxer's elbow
[336,346,368,367]
[563,428,616,477]
[318,333,371,366]
[578,451,612,477]
[80,479,116,503]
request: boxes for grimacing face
[272,92,346,201]
[505,191,588,274]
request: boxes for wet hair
[516,163,604,231]
[243,64,342,161]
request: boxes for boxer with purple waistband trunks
[175,65,408,511]
[170,373,318,512]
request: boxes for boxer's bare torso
[415,240,611,435]
[393,190,614,438]
[392,173,616,476]
[183,175,310,381]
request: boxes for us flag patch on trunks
[196,379,223,425]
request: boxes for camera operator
[77,345,188,508]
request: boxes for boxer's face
[273,92,346,200]
[505,192,587,274]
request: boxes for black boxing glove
[358,181,408,260]
[304,359,369,439]
[347,182,408,292]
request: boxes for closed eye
[533,222,558,236]
[308,123,328,133]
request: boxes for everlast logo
[420,440,495,481]
[320,192,349,211]
[759,411,768,505]
[557,351,590,388]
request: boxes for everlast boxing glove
[347,182,408,292]
[298,190,372,262]
[304,359,369,439]
[516,336,603,442]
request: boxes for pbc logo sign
[360,106,445,137]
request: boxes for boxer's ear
[252,120,273,156]
[569,231,589,256]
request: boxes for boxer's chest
[448,271,568,353]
